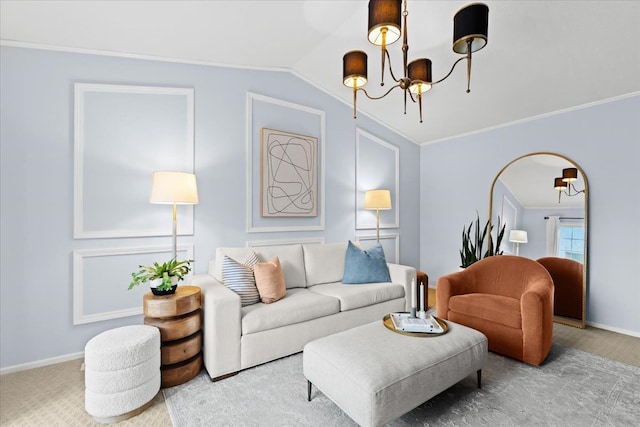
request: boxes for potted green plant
[128,258,193,295]
[459,213,506,268]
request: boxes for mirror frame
[488,152,588,329]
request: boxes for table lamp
[150,171,199,259]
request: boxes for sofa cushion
[342,241,391,284]
[221,252,260,306]
[302,242,347,286]
[308,281,404,312]
[213,245,306,289]
[241,288,340,335]
[254,257,287,304]
[253,245,306,289]
[449,293,522,329]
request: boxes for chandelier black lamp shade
[554,177,568,191]
[342,1,489,123]
[407,58,432,123]
[453,3,489,54]
[343,50,369,118]
[554,168,584,203]
[368,0,402,46]
[453,3,489,93]
[562,167,578,183]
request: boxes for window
[557,222,584,263]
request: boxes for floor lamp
[509,230,528,256]
[150,171,199,260]
[364,189,392,242]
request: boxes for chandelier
[554,168,585,203]
[342,0,489,123]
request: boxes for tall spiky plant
[459,213,506,268]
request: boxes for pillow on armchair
[342,240,391,284]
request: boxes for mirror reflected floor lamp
[509,230,528,256]
[150,171,199,260]
[364,189,392,242]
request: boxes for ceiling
[1,1,639,145]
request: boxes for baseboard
[586,321,640,338]
[0,351,84,376]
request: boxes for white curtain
[545,216,560,257]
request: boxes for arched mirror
[488,153,588,329]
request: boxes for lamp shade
[562,167,578,183]
[509,230,528,244]
[368,0,402,46]
[343,50,368,88]
[554,177,568,191]
[364,189,392,210]
[453,3,489,54]
[150,171,199,204]
[408,58,433,94]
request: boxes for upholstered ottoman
[84,325,161,423]
[303,320,487,427]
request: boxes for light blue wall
[420,94,640,334]
[0,46,421,369]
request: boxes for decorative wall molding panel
[73,244,194,325]
[246,92,326,232]
[355,128,400,230]
[74,83,195,239]
[354,233,400,264]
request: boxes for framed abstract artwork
[260,128,318,218]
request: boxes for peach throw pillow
[254,257,287,304]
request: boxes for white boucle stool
[84,325,160,424]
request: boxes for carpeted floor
[164,343,640,426]
[1,322,639,426]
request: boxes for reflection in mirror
[488,153,588,329]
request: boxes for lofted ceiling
[1,0,639,145]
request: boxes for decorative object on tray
[128,258,193,296]
[383,313,448,337]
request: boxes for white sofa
[190,242,416,380]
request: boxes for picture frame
[260,127,318,218]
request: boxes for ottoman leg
[477,369,482,389]
[307,380,312,401]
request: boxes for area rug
[164,344,640,426]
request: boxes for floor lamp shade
[364,189,392,210]
[509,229,527,256]
[509,230,528,244]
[365,189,392,242]
[150,171,199,260]
[150,171,199,204]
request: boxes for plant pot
[151,284,178,296]
[150,277,178,296]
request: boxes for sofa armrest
[387,263,416,311]
[190,273,242,379]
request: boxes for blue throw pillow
[342,241,391,284]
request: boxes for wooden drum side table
[143,285,202,388]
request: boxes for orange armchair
[437,256,554,365]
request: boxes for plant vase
[150,276,178,296]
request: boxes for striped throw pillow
[222,251,260,306]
